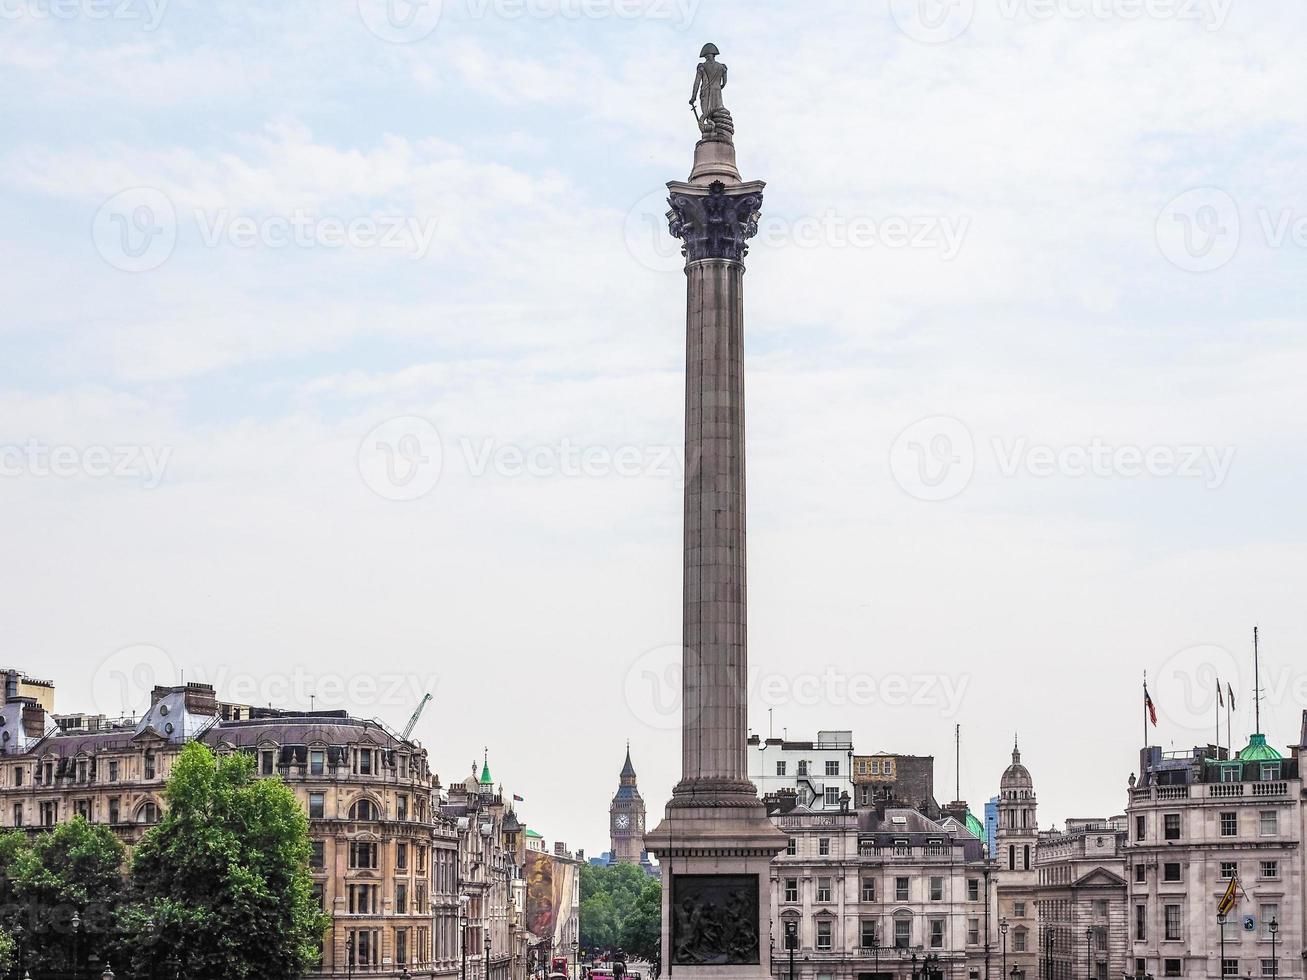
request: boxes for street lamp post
[1270,917,1279,980]
[486,934,493,980]
[72,909,81,980]
[1086,928,1093,980]
[461,897,471,980]
[785,921,797,980]
[1001,918,1009,980]
[345,935,355,980]
[1218,913,1228,980]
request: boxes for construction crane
[401,693,433,740]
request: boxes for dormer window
[1261,763,1281,782]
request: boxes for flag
[1145,686,1158,726]
[513,794,524,802]
[1217,678,1224,708]
[1227,682,1236,711]
[1217,875,1239,918]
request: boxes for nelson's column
[644,44,787,978]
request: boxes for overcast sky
[3,0,1306,856]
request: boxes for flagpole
[1216,678,1221,754]
[1142,670,1148,751]
[1253,625,1261,733]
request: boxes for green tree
[580,863,661,959]
[120,741,329,980]
[0,819,125,977]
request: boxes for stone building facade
[0,672,576,980]
[1124,723,1304,980]
[1033,821,1129,980]
[995,742,1040,980]
[766,795,993,980]
[751,732,856,812]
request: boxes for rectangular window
[862,878,876,902]
[397,794,409,821]
[862,920,879,949]
[930,877,944,901]
[310,750,325,775]
[1261,962,1277,978]
[896,878,909,902]
[816,920,832,950]
[312,882,324,909]
[11,767,21,787]
[825,787,840,806]
[75,799,90,819]
[349,841,378,869]
[785,879,799,903]
[1221,812,1238,837]
[1260,763,1281,781]
[1136,815,1146,841]
[816,877,831,903]
[787,838,797,856]
[1259,906,1278,939]
[144,751,156,780]
[968,879,980,902]
[1165,905,1182,942]
[826,760,840,776]
[77,760,88,783]
[776,761,787,776]
[1135,865,1146,883]
[397,841,408,870]
[396,928,408,966]
[1260,861,1279,880]
[1220,862,1238,880]
[108,760,119,782]
[1163,863,1182,883]
[1259,811,1278,836]
[310,840,325,869]
[968,918,980,945]
[1164,814,1181,840]
[1014,902,1026,917]
[309,792,324,819]
[1135,905,1147,942]
[1014,930,1027,952]
[108,797,120,824]
[929,919,945,949]
[895,919,911,949]
[40,801,56,826]
[396,882,408,914]
[261,751,274,775]
[1165,960,1182,977]
[819,837,831,856]
[797,760,808,776]
[11,804,21,827]
[1222,961,1239,978]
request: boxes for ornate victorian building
[1033,820,1129,980]
[1124,721,1304,980]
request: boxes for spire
[480,746,493,785]
[1012,733,1021,764]
[621,743,637,781]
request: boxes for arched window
[1009,844,1016,870]
[350,798,380,821]
[1023,844,1031,870]
[136,801,160,824]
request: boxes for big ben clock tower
[609,745,647,866]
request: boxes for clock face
[615,814,630,830]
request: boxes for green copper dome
[966,812,985,840]
[1238,733,1283,762]
[480,752,494,784]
